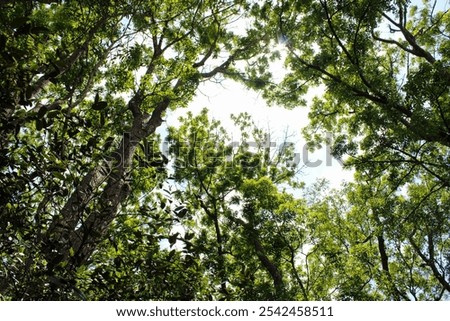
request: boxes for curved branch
[30,16,109,99]
[381,12,436,63]
[409,234,450,292]
[229,216,286,299]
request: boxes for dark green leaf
[92,101,107,110]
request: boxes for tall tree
[260,0,449,170]
[167,109,306,300]
[2,0,449,301]
[0,0,267,299]
[254,0,450,299]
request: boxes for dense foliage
[1,0,449,300]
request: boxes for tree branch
[409,233,450,292]
[382,12,436,63]
[30,16,109,99]
[229,215,286,299]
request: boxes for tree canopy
[1,0,449,300]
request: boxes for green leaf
[92,101,107,110]
[175,208,188,218]
[168,233,179,247]
[53,171,65,180]
[35,118,47,130]
[184,232,195,240]
[10,17,29,29]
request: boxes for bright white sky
[160,0,449,190]
[163,74,351,189]
[160,18,352,189]
[158,0,449,250]
[159,70,349,249]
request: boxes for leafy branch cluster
[0,0,449,300]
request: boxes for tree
[166,109,306,300]
[0,0,268,299]
[2,0,449,301]
[253,0,450,299]
[164,108,450,300]
[259,0,449,174]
